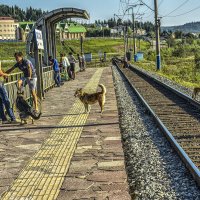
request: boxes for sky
[1,0,200,26]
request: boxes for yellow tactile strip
[2,68,104,200]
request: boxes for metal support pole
[132,10,137,62]
[123,26,127,59]
[34,31,43,99]
[154,0,161,70]
[80,36,83,54]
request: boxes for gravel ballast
[112,65,200,200]
[133,65,199,100]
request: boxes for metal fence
[4,64,80,106]
[42,66,55,92]
[4,66,55,106]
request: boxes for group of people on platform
[49,52,86,87]
[0,51,86,124]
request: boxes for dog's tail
[29,112,42,120]
[99,84,106,95]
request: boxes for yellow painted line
[2,68,104,200]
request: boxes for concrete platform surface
[0,67,131,200]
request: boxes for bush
[194,52,200,70]
[172,46,186,57]
[145,50,156,61]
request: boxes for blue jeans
[0,84,16,121]
[54,71,61,86]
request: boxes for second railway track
[112,58,200,186]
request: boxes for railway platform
[0,67,131,200]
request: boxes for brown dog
[192,87,200,100]
[74,84,106,113]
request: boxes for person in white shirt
[60,53,70,79]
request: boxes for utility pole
[114,13,127,59]
[124,3,143,62]
[80,35,83,54]
[124,26,127,58]
[132,10,137,61]
[154,0,161,70]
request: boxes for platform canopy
[26,8,90,65]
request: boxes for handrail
[3,63,80,107]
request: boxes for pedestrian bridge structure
[5,8,89,103]
[27,7,89,65]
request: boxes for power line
[139,0,154,11]
[163,4,200,18]
[141,0,155,19]
[161,0,189,17]
[158,0,164,7]
[135,4,142,16]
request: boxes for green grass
[0,42,26,60]
[135,57,200,89]
[57,38,124,56]
[0,38,124,71]
[1,38,199,90]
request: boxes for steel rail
[112,58,200,187]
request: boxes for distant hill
[161,21,200,33]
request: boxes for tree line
[0,4,46,21]
[94,18,154,32]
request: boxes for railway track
[112,58,200,186]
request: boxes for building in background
[136,29,146,36]
[17,22,35,42]
[110,26,124,37]
[0,17,19,41]
[56,22,87,40]
[0,18,86,42]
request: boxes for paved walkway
[0,67,131,200]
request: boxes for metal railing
[4,80,30,107]
[3,64,80,105]
[4,66,54,105]
[5,72,23,83]
[42,67,55,91]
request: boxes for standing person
[6,52,38,112]
[0,62,17,123]
[123,56,129,68]
[81,53,86,71]
[68,52,77,80]
[48,56,62,87]
[60,53,70,80]
[77,54,82,71]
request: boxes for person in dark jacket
[0,63,17,124]
[49,56,61,87]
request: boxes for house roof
[19,22,35,30]
[59,22,86,33]
[0,16,14,20]
[18,21,86,33]
[68,23,86,33]
[19,24,27,30]
[19,21,35,24]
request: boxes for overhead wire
[158,0,164,7]
[139,0,154,11]
[163,5,200,18]
[161,0,190,17]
